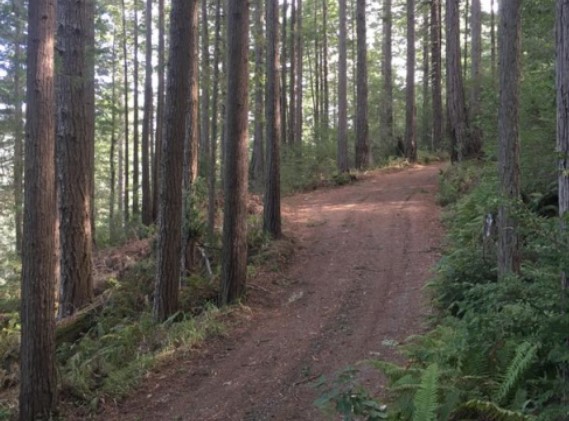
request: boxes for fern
[450,399,534,421]
[412,363,439,421]
[495,342,539,405]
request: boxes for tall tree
[20,0,57,417]
[141,0,154,225]
[422,7,431,149]
[497,0,522,277]
[110,32,118,234]
[294,0,303,151]
[469,0,483,150]
[557,0,569,220]
[12,0,24,255]
[431,0,443,149]
[154,0,194,321]
[250,0,265,189]
[405,0,417,162]
[153,0,166,221]
[355,0,370,169]
[288,0,296,146]
[446,0,470,162]
[121,0,130,224]
[264,0,282,238]
[220,0,249,305]
[322,0,329,138]
[381,0,394,147]
[201,0,211,178]
[491,0,497,80]
[463,0,469,79]
[281,0,288,146]
[337,0,349,173]
[57,0,94,317]
[133,0,141,217]
[208,0,222,238]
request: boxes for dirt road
[102,163,444,420]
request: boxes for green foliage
[496,342,540,405]
[412,364,439,421]
[451,400,534,421]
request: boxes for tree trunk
[337,0,349,173]
[322,0,329,140]
[133,1,140,217]
[12,0,23,255]
[294,0,303,152]
[121,0,130,224]
[431,0,443,150]
[208,0,222,238]
[446,0,470,162]
[153,0,166,222]
[264,0,282,238]
[405,0,417,162]
[497,0,521,278]
[86,0,95,244]
[491,0,497,81]
[220,0,249,306]
[57,0,94,318]
[469,0,483,153]
[381,0,394,148]
[250,0,264,190]
[141,0,154,226]
[154,0,194,321]
[355,0,370,169]
[463,0,469,79]
[201,0,211,179]
[20,0,57,417]
[422,7,431,150]
[110,32,118,236]
[281,0,288,147]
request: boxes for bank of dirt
[99,163,445,420]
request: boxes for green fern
[412,363,439,421]
[495,342,539,405]
[450,399,533,421]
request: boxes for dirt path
[101,163,445,420]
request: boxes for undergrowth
[316,160,569,420]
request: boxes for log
[55,290,113,344]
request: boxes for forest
[0,0,568,419]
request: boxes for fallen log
[56,289,113,345]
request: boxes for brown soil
[98,163,445,421]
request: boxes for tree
[491,0,497,80]
[154,0,194,321]
[355,0,370,169]
[141,0,154,226]
[557,0,569,218]
[294,0,303,151]
[445,0,470,162]
[405,0,417,162]
[381,0,394,148]
[421,6,430,149]
[264,0,282,238]
[86,0,95,243]
[497,0,522,277]
[288,0,296,146]
[431,0,443,149]
[153,0,166,222]
[121,0,130,224]
[110,32,118,234]
[469,0,483,152]
[250,0,265,189]
[281,0,288,147]
[20,0,57,417]
[57,0,94,317]
[220,0,249,305]
[201,0,211,178]
[337,0,349,173]
[133,0,140,217]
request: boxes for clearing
[99,163,445,420]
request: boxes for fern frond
[412,363,439,421]
[496,342,539,405]
[450,399,534,421]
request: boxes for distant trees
[355,0,370,169]
[381,0,393,148]
[141,0,154,226]
[20,0,57,417]
[405,0,417,162]
[431,0,443,149]
[337,0,349,173]
[220,0,250,305]
[497,0,522,277]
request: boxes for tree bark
[422,7,431,150]
[491,0,497,81]
[497,0,521,278]
[381,0,394,148]
[110,32,118,235]
[469,0,483,153]
[57,0,94,317]
[141,0,154,226]
[288,0,296,147]
[281,0,288,147]
[431,0,443,150]
[20,0,57,417]
[264,0,282,238]
[322,0,329,140]
[337,0,349,173]
[154,0,194,321]
[294,0,303,152]
[446,0,470,162]
[201,0,211,179]
[221,0,249,305]
[250,0,265,190]
[355,0,370,169]
[463,0,469,79]
[405,0,417,162]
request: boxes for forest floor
[98,163,445,421]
